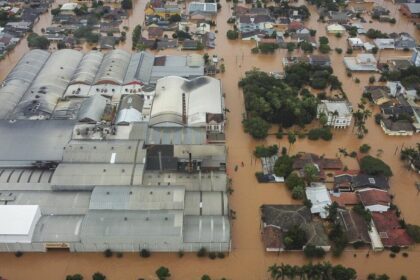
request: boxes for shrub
[355,78,360,83]
[402,252,409,257]
[178,250,184,258]
[208,252,217,259]
[217,252,225,259]
[140,249,151,258]
[201,275,211,280]
[116,252,123,258]
[66,274,83,280]
[226,30,238,40]
[352,241,365,249]
[369,76,375,84]
[104,249,113,258]
[92,272,106,280]
[15,251,23,257]
[335,48,343,54]
[390,253,396,258]
[390,246,401,253]
[406,224,420,243]
[251,47,259,54]
[359,144,371,153]
[335,32,342,38]
[360,155,393,177]
[304,244,326,258]
[197,247,207,257]
[155,267,171,280]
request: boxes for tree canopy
[360,156,393,177]
[239,70,318,131]
[27,33,50,50]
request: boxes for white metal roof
[305,183,332,219]
[0,205,39,235]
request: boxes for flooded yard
[0,0,419,279]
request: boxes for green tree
[201,275,211,280]
[319,36,329,45]
[304,244,326,258]
[303,163,318,184]
[66,274,83,280]
[243,116,270,139]
[292,185,305,199]
[27,33,50,50]
[359,144,371,153]
[406,224,420,243]
[92,272,106,280]
[283,225,307,250]
[287,132,296,152]
[156,267,171,280]
[274,155,294,178]
[226,30,239,40]
[360,156,393,177]
[319,43,331,53]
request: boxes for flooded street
[0,0,420,279]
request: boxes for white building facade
[317,100,353,128]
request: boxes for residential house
[60,3,79,15]
[326,24,346,34]
[145,4,180,20]
[334,173,390,192]
[305,183,332,219]
[344,54,378,72]
[336,209,371,245]
[364,86,391,105]
[394,33,417,50]
[330,191,360,207]
[147,27,164,39]
[308,55,331,67]
[380,119,414,136]
[317,100,353,128]
[372,211,413,248]
[411,47,420,67]
[260,205,331,252]
[374,38,395,50]
[237,15,274,34]
[357,188,391,212]
[202,32,216,49]
[293,153,343,181]
[182,39,200,50]
[288,21,304,32]
[400,3,420,18]
[347,37,364,49]
[328,11,349,24]
[156,38,178,50]
[188,2,217,17]
[99,36,116,50]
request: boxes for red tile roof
[358,189,391,207]
[330,192,360,207]
[372,211,414,247]
[262,226,283,251]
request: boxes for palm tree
[288,132,296,153]
[268,264,282,280]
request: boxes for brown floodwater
[0,0,420,279]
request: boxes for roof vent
[164,217,168,221]
[124,217,128,221]
[106,192,110,195]
[150,191,153,195]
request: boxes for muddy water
[1,0,420,279]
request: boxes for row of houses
[261,153,413,252]
[0,0,50,57]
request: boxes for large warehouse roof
[4,49,49,84]
[62,140,145,164]
[0,205,40,235]
[150,76,222,127]
[89,186,185,211]
[13,49,83,118]
[0,120,75,166]
[32,215,83,243]
[123,51,154,84]
[71,51,104,85]
[183,215,230,243]
[51,163,144,189]
[94,49,131,85]
[80,209,183,243]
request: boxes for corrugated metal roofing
[71,51,104,85]
[77,94,107,123]
[94,49,131,85]
[183,215,230,243]
[146,127,207,145]
[89,185,185,210]
[32,215,83,242]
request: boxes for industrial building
[0,49,229,253]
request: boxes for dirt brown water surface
[0,0,420,279]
